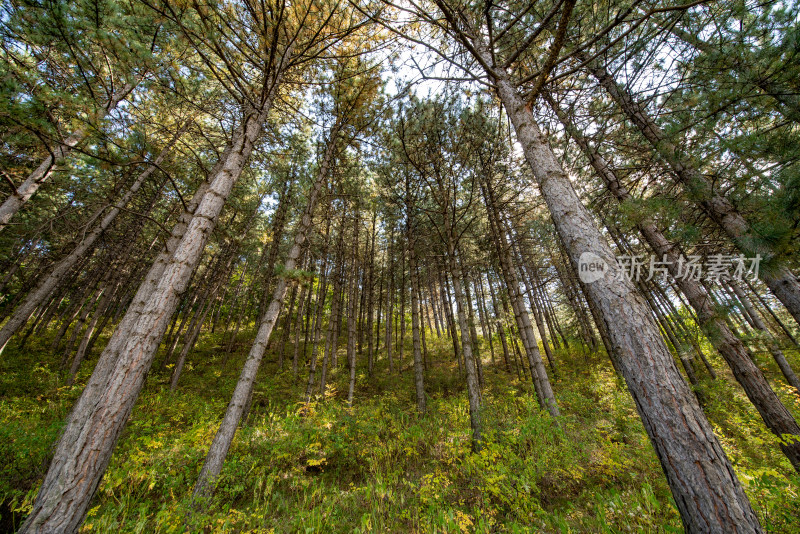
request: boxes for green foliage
[2,329,799,532]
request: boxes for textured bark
[548,93,800,472]
[589,60,800,329]
[191,126,337,502]
[19,85,277,532]
[0,80,138,231]
[476,49,761,529]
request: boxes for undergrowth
[1,327,799,532]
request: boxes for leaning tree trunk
[588,59,800,329]
[0,80,139,231]
[726,279,800,396]
[476,46,761,529]
[0,132,182,353]
[481,177,560,416]
[19,86,278,533]
[191,125,338,503]
[547,92,800,472]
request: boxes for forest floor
[1,329,800,533]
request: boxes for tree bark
[547,92,800,472]
[192,125,337,502]
[471,44,761,528]
[0,80,139,231]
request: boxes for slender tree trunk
[486,272,512,373]
[547,92,800,471]
[346,210,361,406]
[385,225,395,372]
[479,50,760,529]
[481,177,559,416]
[727,280,800,396]
[306,219,332,401]
[191,123,337,503]
[474,271,496,369]
[445,231,482,450]
[365,211,376,379]
[170,298,213,391]
[277,285,297,370]
[405,178,426,413]
[19,76,281,531]
[0,80,139,231]
[0,134,181,352]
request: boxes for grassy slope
[1,326,799,533]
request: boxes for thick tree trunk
[484,56,761,530]
[547,92,800,472]
[589,60,800,329]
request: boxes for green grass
[1,327,799,532]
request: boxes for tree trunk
[481,51,761,530]
[346,209,361,406]
[19,83,279,532]
[481,177,559,416]
[0,133,181,353]
[0,80,138,231]
[589,59,800,329]
[727,280,800,396]
[547,92,800,472]
[191,124,337,503]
